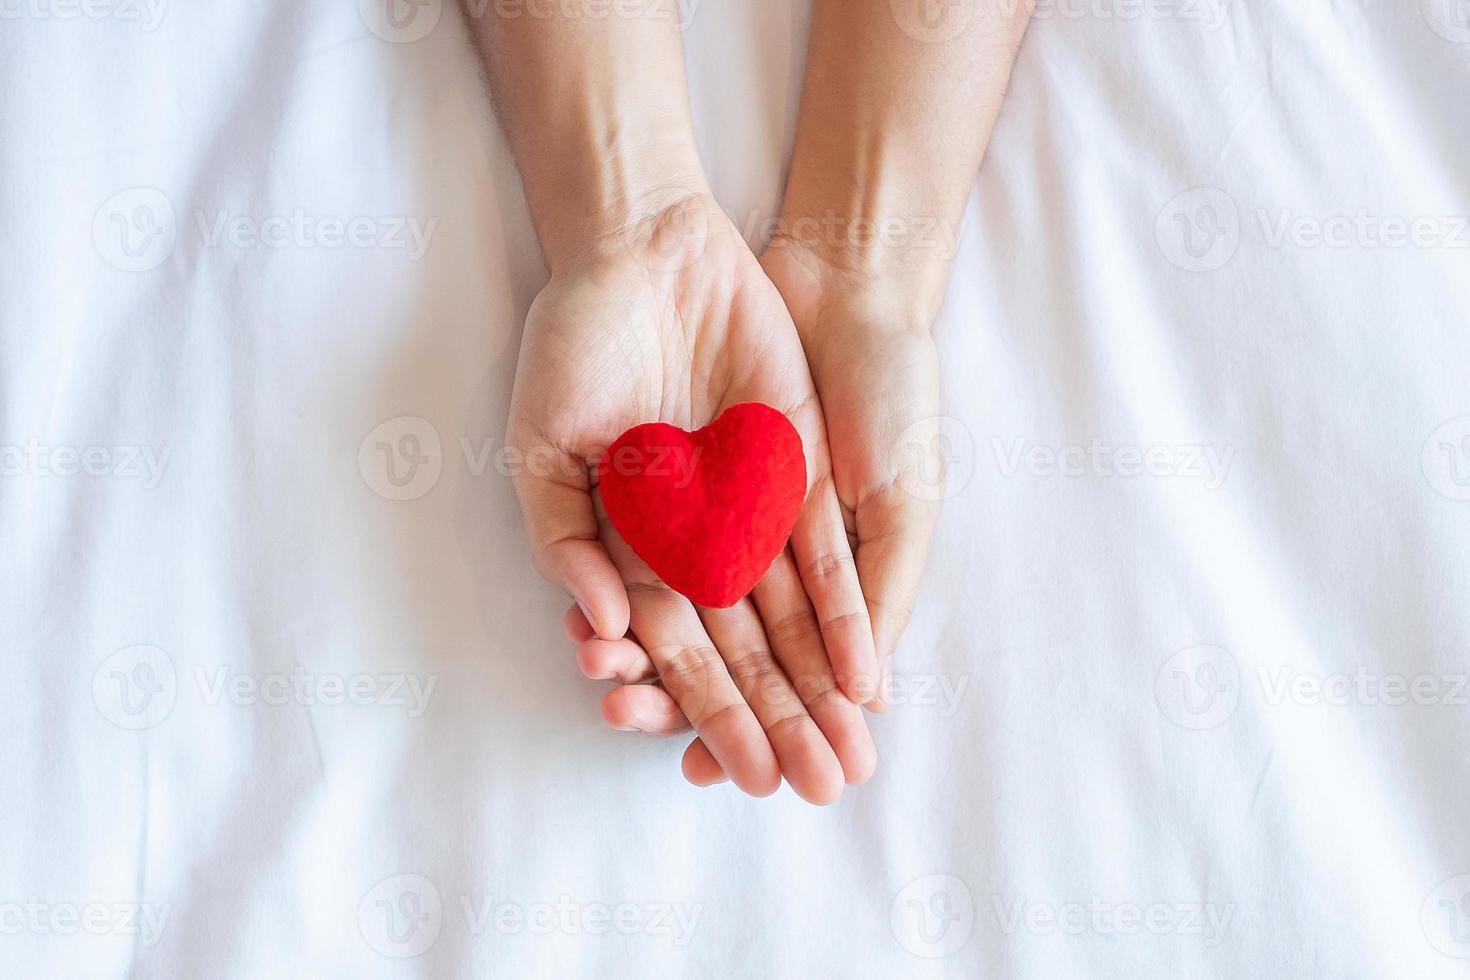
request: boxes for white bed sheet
[4,0,1470,976]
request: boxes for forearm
[460,4,707,270]
[780,0,1033,320]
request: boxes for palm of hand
[760,241,943,689]
[514,208,822,511]
[509,197,878,803]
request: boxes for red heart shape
[597,402,806,608]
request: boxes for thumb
[854,483,939,709]
[509,433,629,641]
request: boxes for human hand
[602,229,948,787]
[508,191,878,803]
[670,0,1029,721]
[759,238,943,711]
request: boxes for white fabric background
[3,0,1470,976]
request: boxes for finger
[594,487,782,797]
[789,473,878,703]
[596,500,781,793]
[752,552,878,786]
[628,584,782,796]
[508,435,630,641]
[682,739,728,786]
[576,637,658,684]
[855,484,939,707]
[563,603,596,642]
[698,600,845,805]
[601,685,690,735]
[871,656,894,715]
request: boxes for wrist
[767,207,956,333]
[523,127,711,273]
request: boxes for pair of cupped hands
[508,182,941,805]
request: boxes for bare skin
[509,194,877,803]
[463,0,1033,796]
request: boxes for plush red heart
[596,402,806,608]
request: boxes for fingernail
[613,723,641,733]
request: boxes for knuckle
[786,671,845,713]
[820,609,868,636]
[813,684,854,714]
[768,609,822,648]
[868,481,941,523]
[529,534,590,583]
[804,551,854,581]
[765,711,816,742]
[625,579,678,600]
[656,644,718,695]
[869,591,918,634]
[723,649,785,705]
[699,700,748,736]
